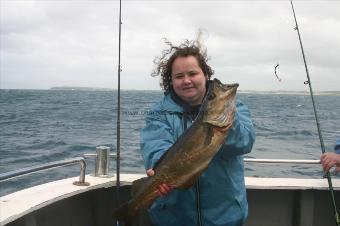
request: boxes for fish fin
[131,177,149,197]
[112,201,134,226]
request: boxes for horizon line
[1,87,339,93]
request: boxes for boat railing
[244,158,320,164]
[0,157,90,186]
[0,144,322,186]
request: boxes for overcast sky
[1,0,339,91]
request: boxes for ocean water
[0,89,339,196]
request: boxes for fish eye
[208,93,216,100]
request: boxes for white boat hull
[1,174,339,226]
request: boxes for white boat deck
[1,174,339,226]
[0,174,141,225]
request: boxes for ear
[205,75,208,81]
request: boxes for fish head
[202,79,238,128]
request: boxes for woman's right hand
[147,168,173,197]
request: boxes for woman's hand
[321,152,340,173]
[147,168,173,196]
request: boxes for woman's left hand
[146,168,173,196]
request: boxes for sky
[1,0,339,91]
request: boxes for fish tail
[113,177,150,226]
[113,201,134,226]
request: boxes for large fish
[113,79,238,225]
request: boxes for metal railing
[0,157,89,186]
[244,158,320,164]
[0,147,321,187]
[0,146,116,186]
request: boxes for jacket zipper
[196,179,203,226]
[183,114,203,226]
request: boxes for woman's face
[171,56,207,106]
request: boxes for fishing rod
[116,0,122,225]
[290,1,340,225]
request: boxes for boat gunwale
[1,173,340,225]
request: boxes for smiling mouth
[183,87,195,91]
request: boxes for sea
[0,89,339,196]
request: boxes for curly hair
[151,37,214,93]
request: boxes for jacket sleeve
[220,99,255,158]
[140,109,175,170]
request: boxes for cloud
[1,0,339,91]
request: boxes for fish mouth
[220,83,239,93]
[201,79,238,127]
[213,79,239,91]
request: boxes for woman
[140,38,255,226]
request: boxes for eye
[188,71,198,76]
[208,93,216,100]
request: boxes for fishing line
[290,1,340,225]
[115,0,122,225]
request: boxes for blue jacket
[140,93,255,226]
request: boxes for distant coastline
[50,86,113,91]
[48,87,340,96]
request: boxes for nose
[183,75,191,84]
